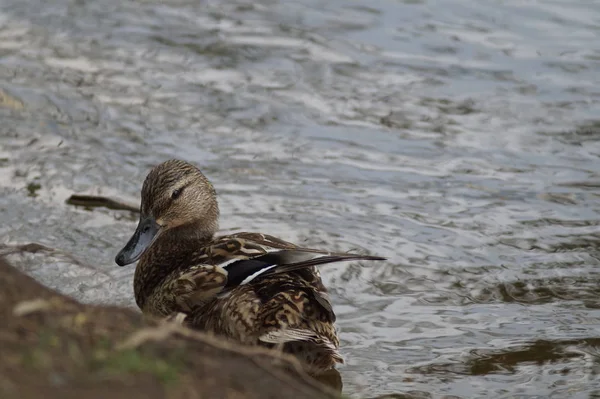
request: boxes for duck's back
[188,266,343,373]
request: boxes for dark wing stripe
[223,253,283,288]
[222,251,308,289]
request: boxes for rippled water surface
[2,0,600,397]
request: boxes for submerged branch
[66,194,140,213]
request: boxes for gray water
[1,0,600,397]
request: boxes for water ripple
[1,0,600,397]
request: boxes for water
[1,0,600,396]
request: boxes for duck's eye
[171,188,183,200]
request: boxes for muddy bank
[0,256,340,399]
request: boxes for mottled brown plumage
[115,159,386,374]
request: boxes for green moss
[21,348,48,369]
[92,349,182,385]
[38,329,60,349]
[20,329,60,370]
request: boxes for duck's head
[115,159,219,267]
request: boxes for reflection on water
[1,0,600,397]
[411,338,600,376]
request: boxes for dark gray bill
[115,216,161,266]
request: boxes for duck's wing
[179,233,385,372]
[208,232,386,290]
[165,232,384,313]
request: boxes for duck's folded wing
[221,249,385,289]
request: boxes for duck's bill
[115,216,161,266]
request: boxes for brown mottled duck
[115,159,385,373]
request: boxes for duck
[114,159,385,374]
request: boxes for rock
[0,256,339,399]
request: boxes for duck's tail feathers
[259,328,344,372]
